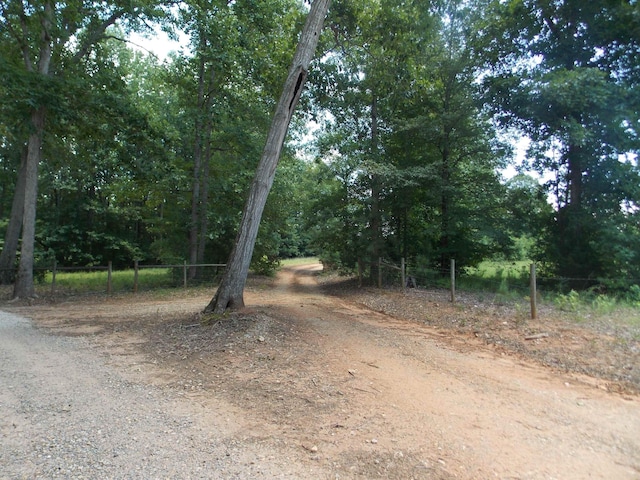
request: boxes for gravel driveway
[0,310,315,479]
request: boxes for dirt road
[2,263,640,479]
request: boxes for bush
[251,255,280,277]
[554,290,581,312]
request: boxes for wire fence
[357,257,640,319]
[0,261,226,297]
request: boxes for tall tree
[163,0,303,277]
[205,0,331,314]
[312,0,435,274]
[310,0,508,273]
[0,0,167,297]
[36,40,177,268]
[482,0,640,283]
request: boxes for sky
[128,29,188,60]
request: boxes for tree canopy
[481,0,640,285]
[1,0,639,301]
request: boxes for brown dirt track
[4,263,640,479]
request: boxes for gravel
[0,310,318,479]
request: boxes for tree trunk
[439,143,451,274]
[197,134,211,265]
[13,1,52,299]
[14,107,46,298]
[368,95,382,283]
[0,148,27,284]
[189,57,206,279]
[205,0,331,314]
[567,144,583,210]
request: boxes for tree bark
[368,95,382,283]
[205,0,331,314]
[189,57,206,279]
[14,106,46,298]
[0,148,27,284]
[13,1,53,298]
[197,132,212,265]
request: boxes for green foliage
[309,0,511,274]
[627,285,640,306]
[457,260,530,298]
[251,255,281,277]
[1,0,637,298]
[554,290,582,313]
[482,0,640,288]
[552,288,640,316]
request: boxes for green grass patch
[43,268,175,293]
[457,260,531,300]
[281,257,320,267]
[467,260,531,279]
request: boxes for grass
[457,260,531,301]
[38,264,226,294]
[281,257,320,267]
[21,257,640,325]
[27,259,319,296]
[464,260,640,323]
[27,259,317,296]
[42,267,176,293]
[466,260,531,279]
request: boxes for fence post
[378,257,382,288]
[357,258,363,288]
[51,259,57,294]
[401,258,406,293]
[530,263,537,319]
[183,260,188,289]
[450,259,456,303]
[133,260,139,293]
[107,261,112,294]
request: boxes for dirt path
[3,263,640,479]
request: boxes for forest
[1,0,639,299]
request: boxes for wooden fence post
[378,257,382,288]
[133,260,139,293]
[183,260,188,289]
[530,263,537,319]
[450,259,456,303]
[401,258,406,293]
[51,259,57,294]
[357,258,363,288]
[107,261,112,294]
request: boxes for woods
[1,0,639,308]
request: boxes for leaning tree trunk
[205,0,331,314]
